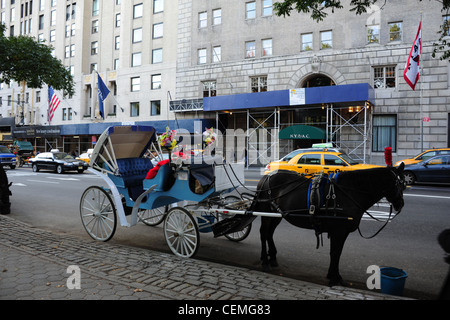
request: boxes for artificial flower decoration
[158,126,177,151]
[203,127,216,146]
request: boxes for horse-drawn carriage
[80,124,406,286]
[80,125,254,258]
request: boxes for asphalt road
[5,166,450,300]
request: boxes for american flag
[48,86,61,124]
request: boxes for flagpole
[419,13,424,152]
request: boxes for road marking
[404,193,450,200]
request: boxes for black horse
[251,164,405,286]
[0,165,12,215]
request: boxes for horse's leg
[327,229,349,286]
[259,217,270,269]
[267,217,282,267]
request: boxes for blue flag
[97,74,110,119]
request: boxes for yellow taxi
[394,148,450,166]
[264,150,381,175]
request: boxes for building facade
[1,0,450,165]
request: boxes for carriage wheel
[80,186,117,241]
[220,195,252,242]
[163,207,199,258]
[138,206,167,226]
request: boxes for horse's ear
[397,162,404,173]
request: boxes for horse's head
[385,162,405,213]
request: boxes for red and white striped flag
[404,22,422,90]
[48,86,61,124]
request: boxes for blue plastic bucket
[380,267,408,296]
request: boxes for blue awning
[59,119,215,136]
[203,83,374,111]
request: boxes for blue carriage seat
[114,157,153,201]
[144,160,173,192]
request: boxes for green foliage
[0,24,74,96]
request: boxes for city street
[4,166,450,299]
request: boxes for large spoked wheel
[163,207,199,258]
[220,195,252,242]
[80,186,117,241]
[138,206,167,226]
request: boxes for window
[212,8,221,25]
[444,15,450,37]
[70,44,75,57]
[65,45,70,58]
[115,13,121,27]
[92,0,99,16]
[71,23,76,36]
[38,14,44,30]
[115,36,120,50]
[372,115,397,152]
[153,0,163,13]
[92,20,99,34]
[367,25,380,44]
[153,22,163,38]
[198,11,207,28]
[114,58,119,70]
[91,41,98,55]
[297,154,321,165]
[262,0,272,16]
[251,76,267,92]
[132,27,142,43]
[152,48,163,63]
[131,52,141,67]
[245,41,255,58]
[50,9,56,25]
[131,77,140,92]
[151,74,162,89]
[202,81,216,97]
[133,3,143,18]
[198,48,206,64]
[36,91,41,103]
[151,100,161,116]
[324,155,346,166]
[301,33,313,51]
[389,22,402,42]
[50,29,56,42]
[130,102,139,117]
[90,63,97,73]
[262,39,272,56]
[212,46,221,63]
[62,108,67,120]
[246,1,256,19]
[320,30,332,49]
[373,66,396,89]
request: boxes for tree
[0,24,74,97]
[273,0,450,60]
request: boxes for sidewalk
[0,214,412,301]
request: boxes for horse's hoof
[269,259,279,268]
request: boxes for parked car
[264,150,381,175]
[30,151,88,173]
[394,148,450,166]
[0,145,16,169]
[403,155,450,185]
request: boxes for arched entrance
[279,74,334,151]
